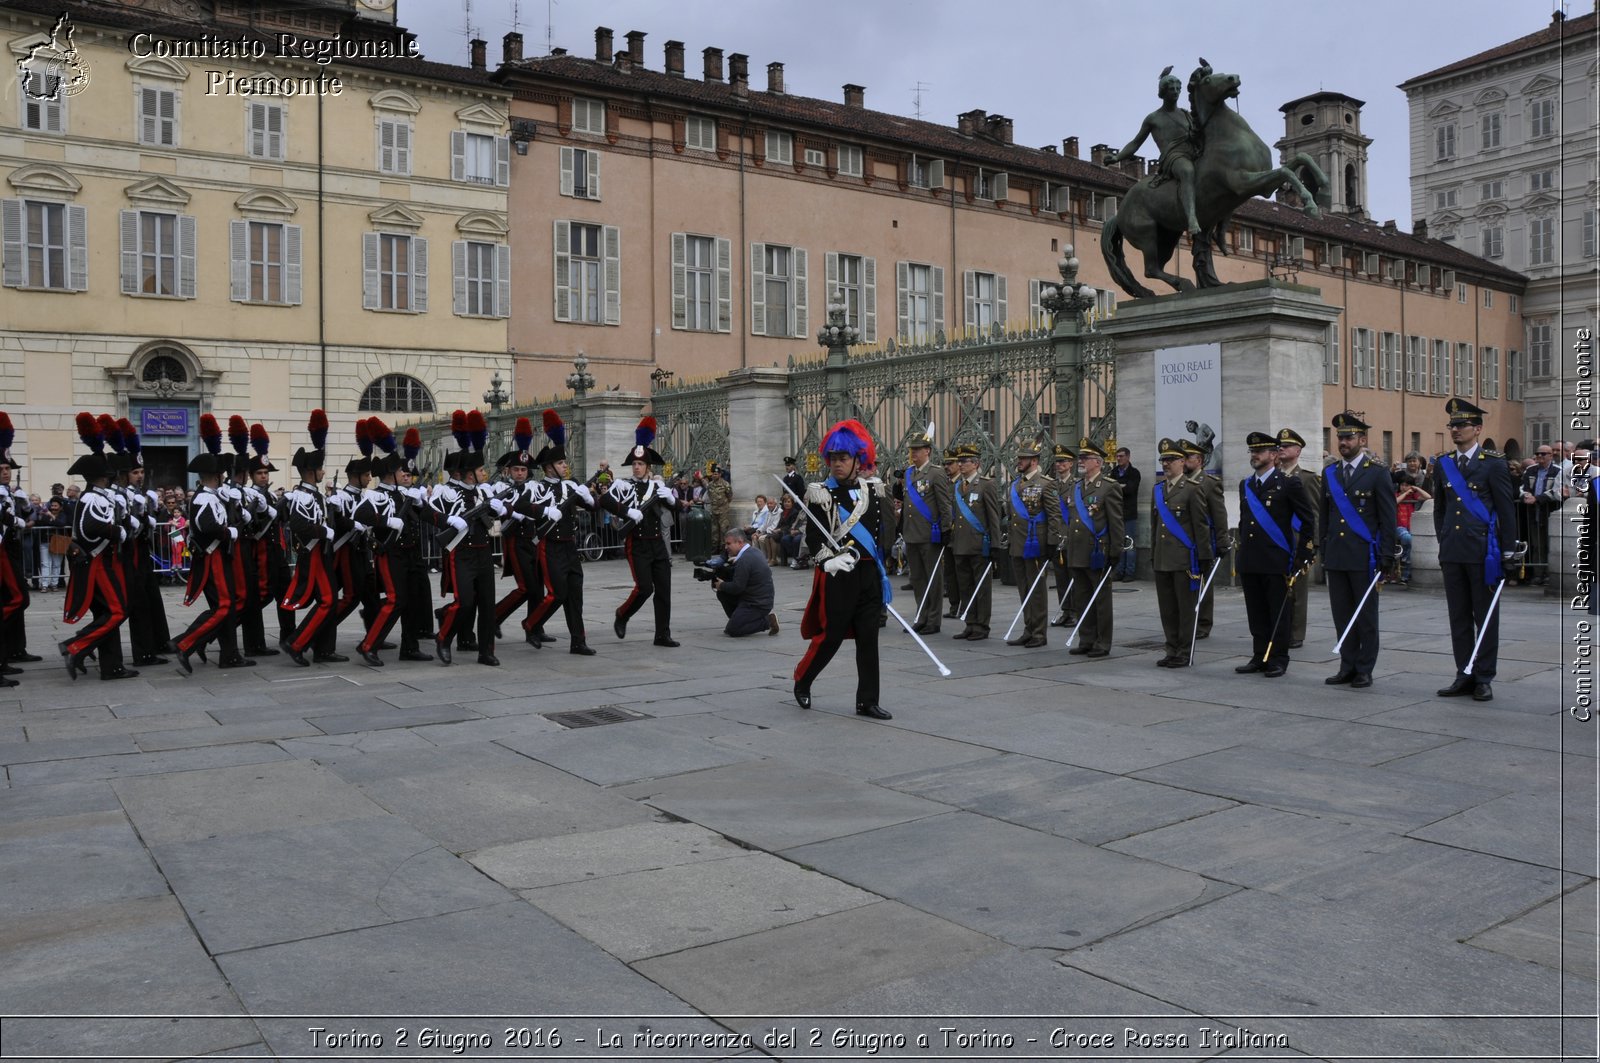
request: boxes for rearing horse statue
[1102,63,1329,299]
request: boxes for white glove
[227,526,238,541]
[544,504,563,523]
[489,498,507,516]
[386,516,405,531]
[447,515,468,532]
[146,515,157,531]
[664,488,679,503]
[822,552,857,576]
[14,514,27,528]
[574,483,594,505]
[626,507,644,522]
[115,526,128,543]
[323,524,336,540]
[353,521,370,533]
[147,490,161,508]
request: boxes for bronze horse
[1102,66,1329,299]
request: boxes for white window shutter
[862,256,876,342]
[380,120,395,172]
[450,129,466,182]
[932,266,945,333]
[825,251,839,299]
[453,239,469,316]
[1029,278,1042,326]
[268,104,283,160]
[670,232,687,330]
[993,173,1008,201]
[792,247,808,338]
[284,224,302,304]
[587,150,601,199]
[394,121,410,175]
[139,87,156,144]
[963,270,976,332]
[160,89,176,145]
[362,231,380,310]
[120,209,140,294]
[229,219,248,301]
[750,241,767,336]
[0,200,21,288]
[928,159,944,188]
[715,237,732,333]
[178,213,196,298]
[66,204,87,291]
[496,243,511,318]
[602,225,620,325]
[249,102,265,157]
[552,221,570,321]
[559,147,575,197]
[896,260,910,339]
[995,274,1007,325]
[496,136,511,187]
[412,237,428,313]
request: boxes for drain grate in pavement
[543,705,652,729]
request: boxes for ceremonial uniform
[353,441,417,664]
[1320,413,1398,687]
[523,410,595,655]
[280,410,339,665]
[239,426,287,657]
[605,417,681,647]
[1183,440,1228,639]
[0,427,36,664]
[901,435,953,634]
[63,477,133,680]
[941,451,963,615]
[1150,438,1208,666]
[1061,442,1124,656]
[395,428,444,660]
[1278,428,1321,648]
[1236,432,1316,676]
[1006,449,1056,647]
[433,410,501,665]
[1047,448,1079,628]
[949,446,1003,641]
[173,471,245,668]
[492,419,547,646]
[114,421,171,666]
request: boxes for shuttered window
[825,252,876,342]
[453,239,510,318]
[248,102,285,160]
[376,117,411,175]
[119,209,195,298]
[453,131,511,186]
[750,243,806,338]
[21,72,64,133]
[229,220,300,304]
[964,270,1007,333]
[896,261,944,343]
[558,147,602,199]
[2,199,86,291]
[552,221,618,325]
[138,86,177,146]
[362,232,427,313]
[671,233,730,332]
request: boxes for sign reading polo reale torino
[1153,343,1223,475]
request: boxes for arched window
[359,373,434,413]
[141,353,188,383]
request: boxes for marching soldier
[901,427,952,635]
[706,463,733,551]
[116,418,171,667]
[433,410,500,666]
[61,414,137,681]
[1276,427,1320,649]
[240,424,285,657]
[1433,398,1517,702]
[1048,444,1078,627]
[949,443,1003,641]
[523,409,596,655]
[1321,412,1398,688]
[604,416,683,647]
[493,418,545,647]
[793,419,893,719]
[280,410,340,666]
[1151,438,1207,667]
[169,425,250,674]
[1005,439,1056,648]
[220,417,270,660]
[1183,438,1227,640]
[394,429,444,660]
[0,413,39,668]
[352,422,411,666]
[1062,438,1124,658]
[323,422,377,660]
[940,447,962,616]
[1235,431,1316,677]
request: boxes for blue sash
[1072,483,1107,570]
[1242,476,1293,567]
[904,467,942,544]
[1437,453,1504,584]
[1009,479,1045,560]
[1324,464,1377,575]
[1153,481,1199,587]
[825,477,892,603]
[953,482,990,557]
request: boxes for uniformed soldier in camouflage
[1005,439,1056,648]
[1276,427,1320,649]
[1151,437,1209,667]
[1061,439,1123,657]
[949,444,1003,641]
[705,464,733,550]
[1183,438,1228,639]
[901,429,953,634]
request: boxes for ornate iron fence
[648,375,730,478]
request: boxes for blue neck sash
[1072,482,1107,570]
[903,467,942,543]
[1324,463,1377,575]
[1153,481,1199,587]
[1242,475,1293,565]
[953,480,990,554]
[1010,478,1045,559]
[1437,453,1504,584]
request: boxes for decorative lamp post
[1040,245,1099,449]
[816,291,861,427]
[483,370,510,412]
[566,351,596,473]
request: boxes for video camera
[692,554,728,583]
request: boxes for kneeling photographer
[699,529,778,637]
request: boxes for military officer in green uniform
[705,463,733,551]
[1005,439,1056,648]
[1276,427,1320,649]
[1048,444,1078,628]
[1183,437,1228,639]
[1151,437,1209,667]
[949,444,1003,641]
[940,447,963,617]
[1062,439,1123,657]
[901,429,953,634]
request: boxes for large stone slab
[786,812,1223,949]
[1379,739,1592,796]
[497,718,762,786]
[469,820,746,889]
[705,713,999,781]
[112,759,387,844]
[616,760,948,851]
[0,780,121,824]
[524,851,878,961]
[132,718,325,751]
[1409,791,1597,875]
[7,740,292,786]
[1469,881,1597,980]
[1224,716,1459,765]
[0,812,169,920]
[0,734,139,765]
[22,709,213,741]
[307,702,483,734]
[1360,702,1574,753]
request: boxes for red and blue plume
[466,410,488,452]
[98,414,125,454]
[228,415,249,455]
[355,418,373,458]
[367,417,395,454]
[307,409,328,450]
[403,427,421,461]
[635,416,657,448]
[250,423,270,457]
[118,418,141,459]
[821,418,875,466]
[199,413,223,456]
[76,412,103,453]
[450,409,469,451]
[542,408,565,448]
[0,412,13,454]
[513,416,534,452]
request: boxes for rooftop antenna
[911,80,931,121]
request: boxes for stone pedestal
[1100,280,1342,537]
[722,365,791,508]
[572,391,646,476]
[1407,515,1442,589]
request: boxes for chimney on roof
[1414,218,1429,239]
[551,46,566,56]
[958,109,985,136]
[1042,144,1058,154]
[729,52,749,96]
[767,61,784,94]
[843,83,865,108]
[469,38,486,71]
[1382,219,1397,231]
[502,31,523,64]
[984,114,1013,145]
[665,40,685,77]
[1090,143,1112,166]
[703,46,723,82]
[625,30,646,66]
[1552,9,1566,22]
[1064,136,1079,158]
[595,27,613,63]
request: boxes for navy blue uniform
[1432,446,1516,682]
[1320,456,1398,678]
[1236,469,1315,670]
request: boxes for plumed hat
[533,408,567,468]
[498,416,536,470]
[248,423,277,473]
[820,419,874,465]
[623,416,664,467]
[292,409,328,472]
[67,411,111,479]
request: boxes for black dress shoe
[1051,616,1071,627]
[614,616,627,639]
[436,639,452,665]
[1005,636,1029,646]
[477,654,500,666]
[243,647,279,658]
[0,674,16,688]
[8,653,42,663]
[570,643,596,656]
[1069,645,1092,656]
[360,650,384,667]
[654,637,681,648]
[1472,682,1494,702]
[1236,660,1265,674]
[536,632,557,643]
[1289,640,1304,649]
[312,652,348,664]
[1156,656,1176,668]
[398,650,433,662]
[62,647,80,681]
[1086,647,1110,658]
[524,629,543,648]
[794,682,812,709]
[1023,636,1047,648]
[100,667,140,681]
[951,630,970,640]
[1436,677,1474,697]
[1262,665,1287,678]
[1325,669,1355,685]
[900,583,914,591]
[856,703,893,720]
[1350,674,1373,688]
[376,642,396,650]
[943,610,959,619]
[141,656,171,666]
[217,657,256,669]
[458,638,479,653]
[0,663,20,675]
[1194,631,1210,640]
[1164,657,1189,668]
[280,639,308,668]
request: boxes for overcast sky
[400,0,1569,230]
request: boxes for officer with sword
[1060,438,1124,658]
[949,444,1003,641]
[1320,412,1398,689]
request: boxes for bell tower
[1275,92,1371,219]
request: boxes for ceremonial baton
[1052,577,1075,624]
[1260,562,1311,664]
[1187,556,1226,666]
[958,561,993,622]
[1330,541,1404,655]
[1004,560,1050,642]
[772,475,951,678]
[917,545,947,625]
[1064,565,1117,648]
[1464,540,1528,676]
